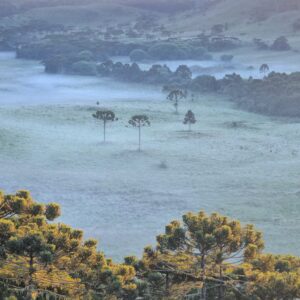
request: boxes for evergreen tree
[128,115,151,151]
[93,110,118,142]
[167,89,186,114]
[183,110,196,131]
[154,211,264,299]
[259,63,270,74]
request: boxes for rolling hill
[1,0,300,47]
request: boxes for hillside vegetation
[1,0,300,40]
[164,0,300,40]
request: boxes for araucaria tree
[93,110,117,142]
[259,63,270,74]
[128,115,151,151]
[183,110,196,131]
[155,211,264,299]
[167,89,186,114]
[0,191,299,299]
[0,191,138,299]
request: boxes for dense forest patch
[0,190,299,299]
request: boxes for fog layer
[1,53,300,260]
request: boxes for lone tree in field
[128,115,151,151]
[183,110,196,131]
[259,63,270,74]
[93,110,117,143]
[167,89,186,114]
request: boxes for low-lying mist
[1,53,300,260]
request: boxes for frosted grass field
[0,52,300,260]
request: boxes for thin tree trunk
[201,253,207,299]
[138,126,141,151]
[27,254,35,299]
[166,272,170,294]
[103,120,106,142]
[218,265,224,300]
[29,254,34,284]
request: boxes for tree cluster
[92,90,197,151]
[0,192,299,300]
[0,191,138,300]
[92,109,151,151]
[188,71,300,117]
[14,31,242,73]
[253,36,291,51]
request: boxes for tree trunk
[201,253,207,299]
[218,265,224,300]
[26,254,35,299]
[103,120,106,142]
[29,254,34,284]
[138,125,141,152]
[166,272,170,294]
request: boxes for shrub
[76,50,95,61]
[253,38,269,50]
[208,38,239,52]
[71,61,98,76]
[271,36,291,51]
[146,64,172,83]
[148,43,188,60]
[190,75,218,92]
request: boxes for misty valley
[0,0,300,299]
[1,51,300,261]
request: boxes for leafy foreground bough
[0,191,299,300]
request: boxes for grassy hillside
[1,0,300,51]
[18,3,150,26]
[1,1,159,26]
[164,0,300,40]
[2,0,300,40]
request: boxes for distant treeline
[15,34,240,61]
[188,72,300,118]
[40,48,300,118]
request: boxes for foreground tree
[153,211,264,299]
[93,110,117,142]
[141,213,300,300]
[128,115,151,151]
[183,110,196,131]
[0,191,137,299]
[0,191,299,299]
[7,231,55,286]
[167,89,186,114]
[234,254,300,300]
[0,190,60,221]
